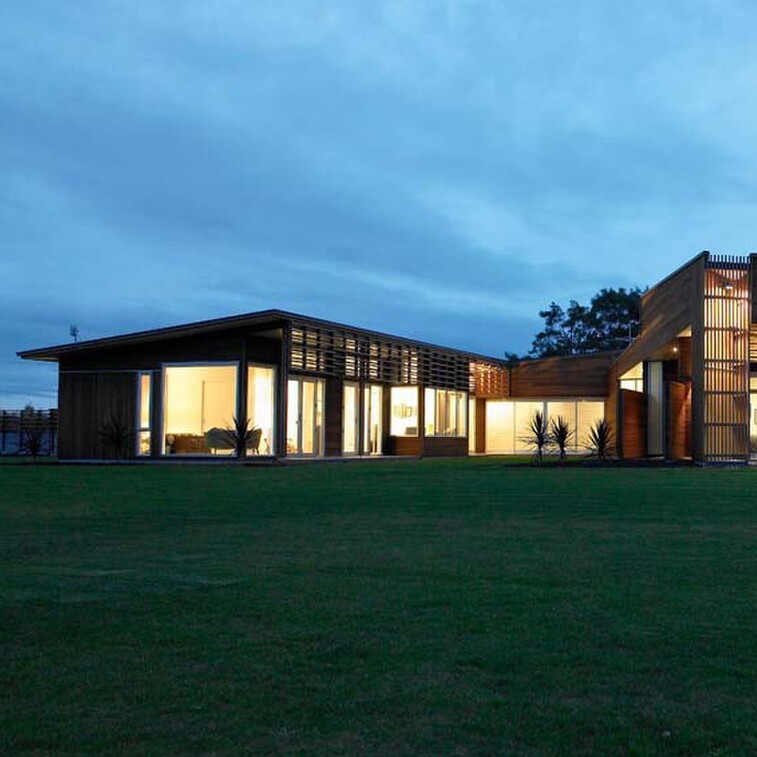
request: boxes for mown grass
[2,458,757,755]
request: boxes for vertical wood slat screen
[703,256,750,462]
[469,361,510,398]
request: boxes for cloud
[3,0,757,405]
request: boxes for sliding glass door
[287,377,324,456]
[363,384,383,455]
[343,382,360,455]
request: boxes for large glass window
[247,365,276,455]
[485,400,515,453]
[287,377,324,456]
[425,388,466,436]
[577,401,605,449]
[163,365,238,455]
[514,401,545,453]
[468,397,477,453]
[136,372,151,456]
[363,384,383,454]
[390,386,419,436]
[343,382,360,455]
[484,399,605,454]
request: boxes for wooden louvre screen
[288,322,473,392]
[469,361,510,398]
[702,256,750,462]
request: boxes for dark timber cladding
[19,308,512,461]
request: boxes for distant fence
[0,410,58,457]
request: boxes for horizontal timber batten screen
[703,256,750,462]
[288,322,496,393]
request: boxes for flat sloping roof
[18,308,509,366]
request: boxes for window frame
[424,387,467,438]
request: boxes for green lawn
[2,459,757,755]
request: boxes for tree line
[509,287,645,360]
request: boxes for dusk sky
[3,1,757,407]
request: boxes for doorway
[287,377,324,456]
[363,384,383,455]
[343,382,360,455]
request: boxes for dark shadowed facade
[18,251,757,464]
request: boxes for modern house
[17,251,757,464]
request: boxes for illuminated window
[424,388,467,436]
[247,365,276,455]
[619,362,643,393]
[163,365,238,455]
[136,372,151,456]
[390,386,419,436]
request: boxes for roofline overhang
[17,308,510,367]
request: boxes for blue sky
[3,1,757,407]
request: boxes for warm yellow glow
[139,373,151,430]
[163,365,237,454]
[484,399,605,454]
[363,384,383,454]
[247,365,276,455]
[468,398,476,453]
[619,362,643,393]
[286,377,324,455]
[137,372,151,456]
[390,386,419,436]
[343,382,359,455]
[485,401,515,453]
[425,388,466,437]
[513,402,544,452]
[577,402,605,447]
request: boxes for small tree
[20,405,47,459]
[586,419,614,460]
[524,410,550,464]
[550,415,573,460]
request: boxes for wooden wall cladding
[324,377,343,456]
[677,337,692,380]
[385,435,423,456]
[701,258,750,462]
[619,389,646,459]
[667,381,692,460]
[58,371,136,459]
[616,254,704,377]
[59,332,281,372]
[510,352,617,398]
[423,437,468,457]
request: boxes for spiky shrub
[550,415,573,460]
[98,414,133,460]
[20,405,47,458]
[524,410,550,464]
[587,418,614,460]
[221,417,261,459]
